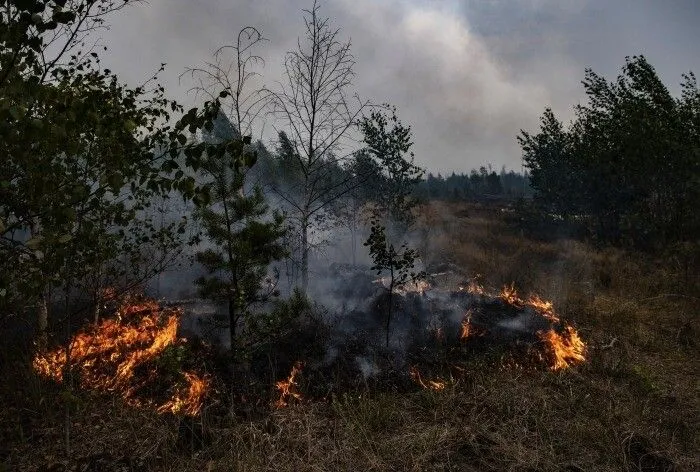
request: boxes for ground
[1,201,698,471]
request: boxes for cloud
[100,0,699,173]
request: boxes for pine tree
[195,114,286,352]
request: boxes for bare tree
[268,1,370,292]
[182,26,268,138]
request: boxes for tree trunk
[37,292,48,345]
[301,214,309,293]
[386,274,394,348]
[228,297,237,353]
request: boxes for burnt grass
[1,201,699,471]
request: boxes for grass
[2,201,698,471]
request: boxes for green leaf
[26,236,44,250]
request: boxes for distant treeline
[415,167,532,202]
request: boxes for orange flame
[526,295,560,322]
[500,283,522,306]
[500,284,561,323]
[32,293,210,416]
[460,311,473,340]
[537,326,586,370]
[157,372,211,416]
[409,366,446,391]
[274,361,304,408]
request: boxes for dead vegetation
[2,201,698,471]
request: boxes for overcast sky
[101,0,700,174]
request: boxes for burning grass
[32,293,211,416]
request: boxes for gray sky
[101,0,700,174]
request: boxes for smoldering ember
[2,1,698,471]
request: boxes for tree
[359,106,424,224]
[517,108,582,219]
[182,26,268,139]
[0,0,228,337]
[519,55,700,247]
[268,0,370,292]
[194,114,287,352]
[364,221,423,348]
[0,0,234,458]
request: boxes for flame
[274,361,304,408]
[460,277,485,295]
[409,366,446,391]
[526,295,560,322]
[500,283,522,306]
[537,326,586,370]
[32,293,210,416]
[460,311,473,340]
[500,285,561,323]
[157,372,211,416]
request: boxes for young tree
[268,1,370,292]
[194,114,287,352]
[359,106,424,225]
[359,106,425,347]
[364,221,423,348]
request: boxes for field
[2,201,698,471]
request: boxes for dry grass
[3,201,699,471]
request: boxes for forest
[1,1,698,471]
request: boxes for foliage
[359,106,424,224]
[194,114,287,351]
[519,55,700,247]
[364,220,423,347]
[0,0,229,329]
[247,288,312,344]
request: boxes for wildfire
[409,366,446,391]
[460,277,485,295]
[499,285,561,323]
[500,283,521,306]
[460,311,473,340]
[32,293,210,416]
[537,326,586,370]
[274,361,304,408]
[526,295,560,322]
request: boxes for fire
[409,366,446,391]
[500,283,521,306]
[537,326,586,370]
[460,310,473,340]
[32,293,210,416]
[499,284,561,323]
[526,295,560,322]
[274,361,304,408]
[460,277,485,295]
[157,372,211,416]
